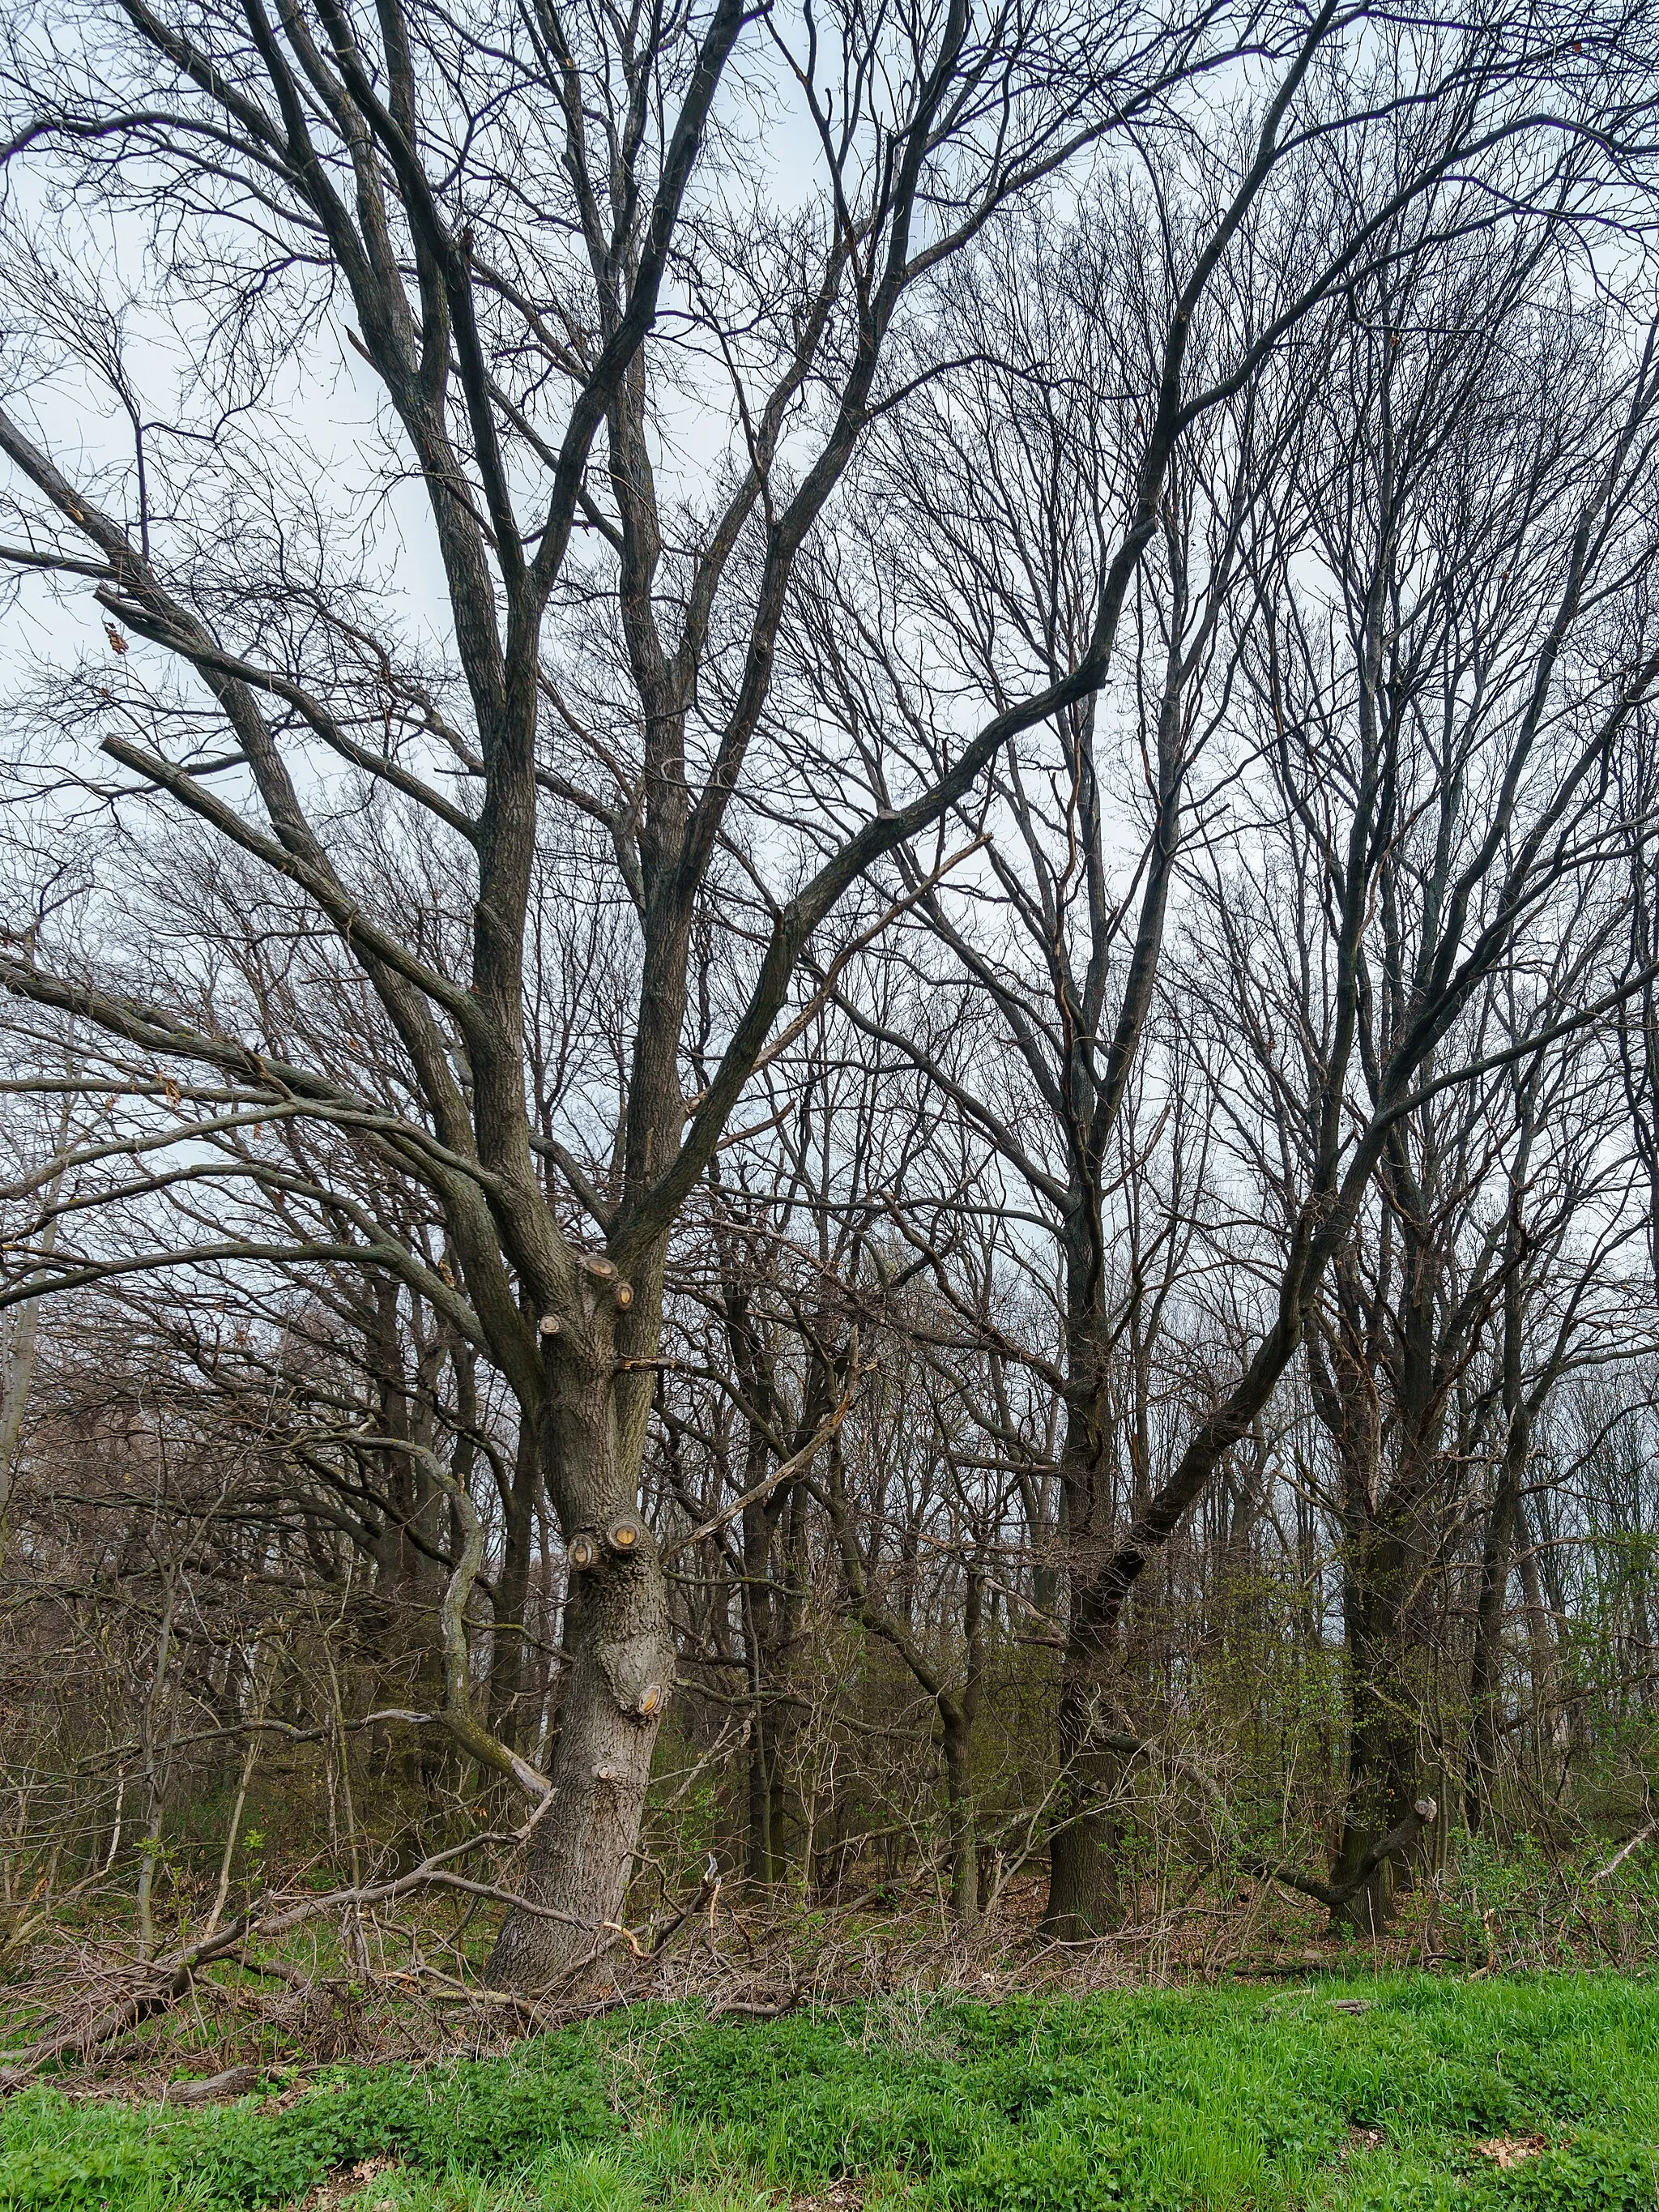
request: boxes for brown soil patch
[1340,2126,1386,2159]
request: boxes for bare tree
[770,29,1659,1934]
[3,0,1390,1982]
[1,0,1656,2006]
[1189,219,1659,1924]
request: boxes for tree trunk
[488,1425,539,1750]
[1468,1145,1535,1831]
[1330,1545,1422,1935]
[1044,1648,1125,1941]
[739,1434,789,1892]
[485,1352,671,1989]
[1467,1433,1524,1832]
[740,1489,796,1894]
[941,1707,979,1925]
[1043,1288,1126,1942]
[745,1712,777,1891]
[485,1535,668,1983]
[942,1569,985,1925]
[1515,1505,1565,1782]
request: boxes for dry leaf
[296,2154,398,2210]
[1472,2134,1549,2169]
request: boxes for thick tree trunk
[485,1339,671,1989]
[486,1533,668,1986]
[1044,1648,1124,1941]
[1044,1542,1127,1943]
[1330,1545,1422,1936]
[486,1531,676,1982]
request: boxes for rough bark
[1043,1296,1128,1942]
[485,1306,672,1988]
[1331,1524,1428,1935]
[1044,1668,1126,1941]
[485,1527,668,1986]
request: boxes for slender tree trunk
[737,1394,783,1892]
[488,1425,539,1750]
[941,1706,978,1925]
[1468,1414,1525,1830]
[740,1483,795,1893]
[1043,1286,1126,1941]
[943,1567,985,1925]
[1515,1505,1563,1782]
[745,1715,775,1890]
[1466,1507,1517,1835]
[1469,1154,1534,1830]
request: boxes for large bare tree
[0,0,1398,1982]
[2,0,1655,1988]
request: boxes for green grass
[2,1975,1656,2212]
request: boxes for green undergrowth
[2,1974,1656,2212]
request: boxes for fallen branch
[165,2063,260,2104]
[1240,1801,1439,1912]
[1590,1818,1657,1882]
[663,1373,868,1561]
[0,1807,577,2090]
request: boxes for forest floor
[1,1972,1655,2212]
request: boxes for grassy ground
[1,1974,1655,2212]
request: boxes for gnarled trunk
[486,1530,668,1986]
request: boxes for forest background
[1,0,1658,2075]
